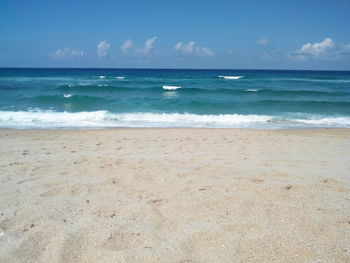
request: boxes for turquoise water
[0,68,349,128]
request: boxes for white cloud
[50,47,85,60]
[257,36,269,46]
[97,41,111,58]
[121,39,134,53]
[137,36,158,55]
[144,37,157,51]
[292,37,350,61]
[121,36,158,56]
[174,41,214,57]
[296,38,334,57]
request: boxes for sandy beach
[0,128,349,263]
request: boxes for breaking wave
[163,85,182,90]
[0,111,349,129]
[218,76,244,80]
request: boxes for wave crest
[0,111,349,129]
[163,85,181,90]
[218,76,244,80]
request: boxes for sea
[0,68,349,129]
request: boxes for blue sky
[1,0,350,70]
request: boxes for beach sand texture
[0,128,349,263]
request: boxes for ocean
[0,68,349,129]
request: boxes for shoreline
[1,127,349,131]
[1,128,349,262]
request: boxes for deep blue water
[0,68,349,128]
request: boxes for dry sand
[0,128,349,263]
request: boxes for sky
[0,0,350,70]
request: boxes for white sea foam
[219,76,244,80]
[163,85,181,90]
[115,76,125,79]
[98,75,106,79]
[68,83,93,87]
[0,111,349,129]
[63,94,73,98]
[245,89,259,92]
[293,117,350,126]
[97,84,108,87]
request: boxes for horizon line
[0,67,350,72]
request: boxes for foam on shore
[0,110,349,129]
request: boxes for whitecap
[245,89,259,92]
[219,76,244,80]
[0,111,349,129]
[293,117,350,126]
[98,75,106,79]
[63,94,73,98]
[163,85,181,90]
[115,76,125,79]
